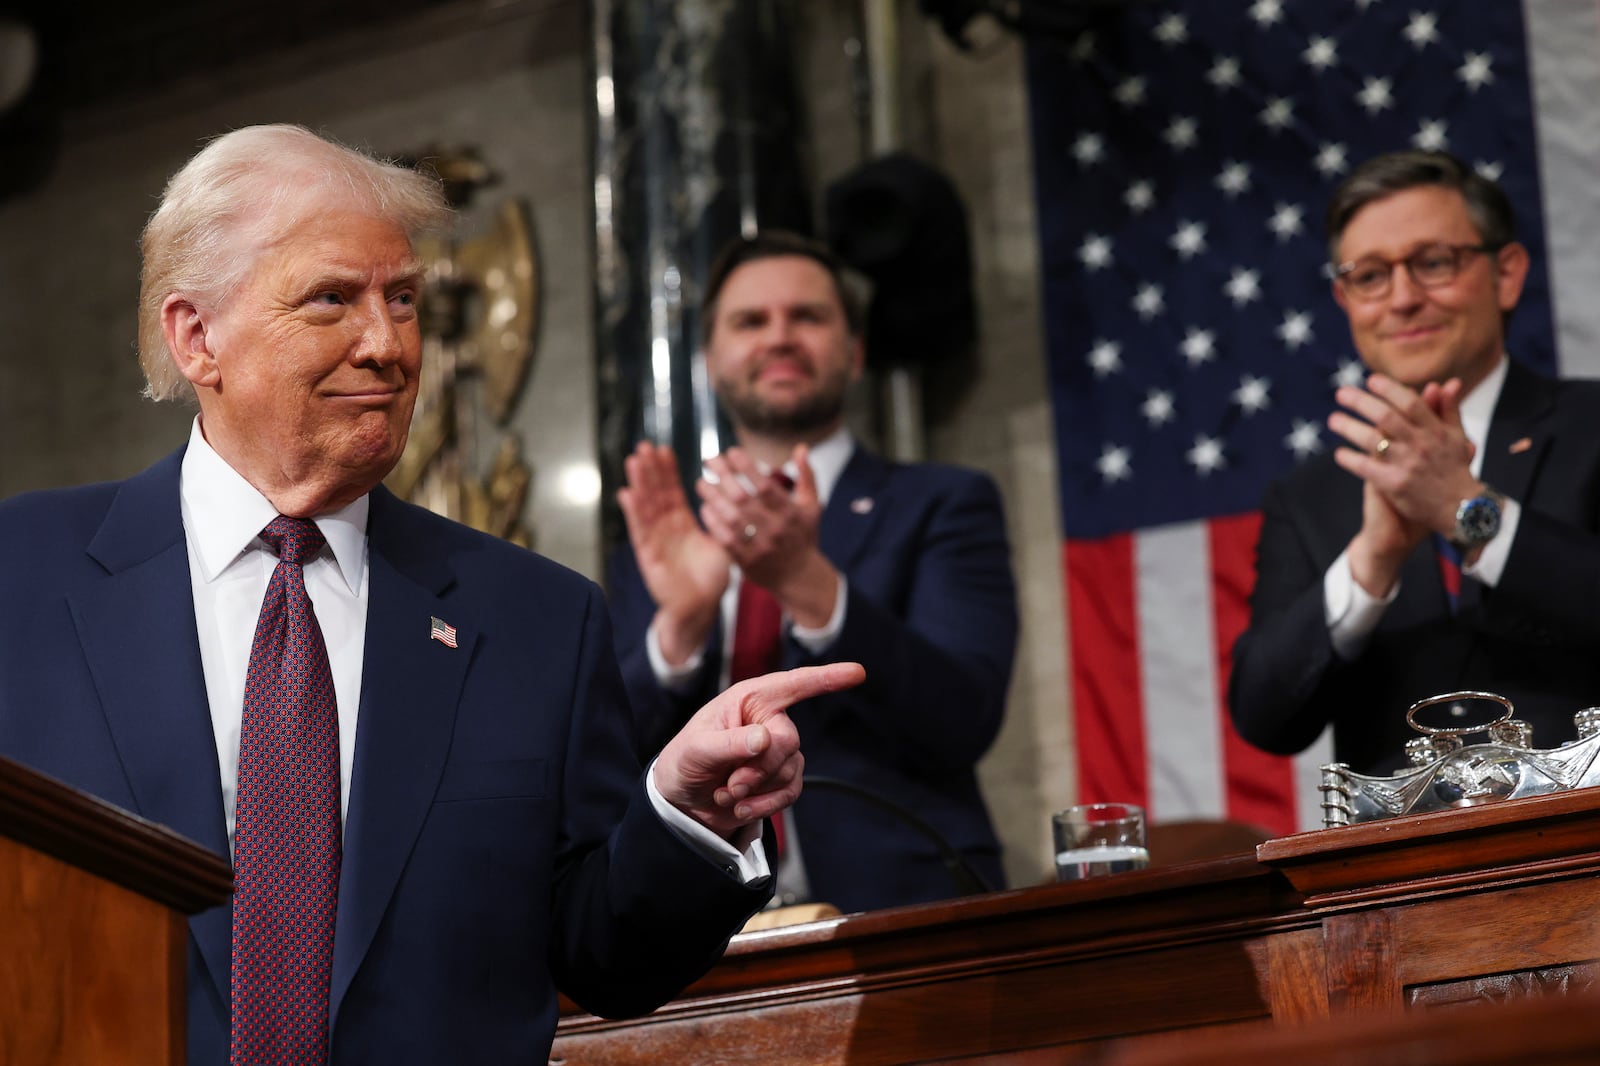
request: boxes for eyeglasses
[1328,242,1500,301]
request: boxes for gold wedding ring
[1375,437,1391,457]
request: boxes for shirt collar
[178,417,369,594]
[793,425,854,506]
[1459,354,1508,478]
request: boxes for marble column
[591,0,811,554]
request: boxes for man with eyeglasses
[1230,150,1600,777]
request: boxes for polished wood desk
[554,788,1600,1065]
[0,755,233,1066]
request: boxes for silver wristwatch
[1450,487,1506,550]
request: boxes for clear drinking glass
[1053,802,1149,880]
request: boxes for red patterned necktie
[232,516,340,1065]
[1435,534,1463,612]
[729,469,795,858]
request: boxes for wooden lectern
[0,754,232,1066]
[555,787,1600,1064]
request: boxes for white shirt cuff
[645,757,772,884]
[646,620,707,693]
[789,574,848,653]
[1460,496,1520,587]
[1325,547,1399,660]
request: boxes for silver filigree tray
[1319,691,1600,827]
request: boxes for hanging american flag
[1026,1,1600,833]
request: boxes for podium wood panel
[556,788,1600,1064]
[0,755,231,1066]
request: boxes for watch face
[1456,495,1502,546]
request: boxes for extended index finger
[732,662,867,723]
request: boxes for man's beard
[716,369,850,438]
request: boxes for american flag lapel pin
[1509,437,1533,455]
[430,616,459,648]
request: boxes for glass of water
[1053,802,1149,880]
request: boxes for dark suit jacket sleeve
[793,468,1018,772]
[549,582,769,1018]
[1228,476,1360,756]
[1491,508,1600,640]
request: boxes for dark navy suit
[0,448,769,1065]
[608,447,1018,914]
[1231,360,1600,775]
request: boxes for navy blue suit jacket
[0,448,769,1065]
[1231,361,1600,775]
[607,447,1018,914]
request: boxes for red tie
[1435,534,1462,611]
[730,577,786,857]
[730,467,795,858]
[729,577,784,685]
[232,516,340,1065]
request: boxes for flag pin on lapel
[1509,437,1532,455]
[850,496,874,515]
[430,616,458,648]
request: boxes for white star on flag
[1314,142,1349,177]
[1170,221,1207,258]
[1216,161,1252,197]
[1186,435,1226,475]
[1260,97,1295,131]
[1164,116,1199,151]
[1413,118,1449,151]
[1097,444,1133,483]
[1153,14,1188,45]
[1141,389,1176,427]
[1285,419,1324,457]
[1248,0,1284,28]
[1225,268,1262,306]
[1268,202,1305,241]
[1232,374,1272,414]
[1088,339,1122,377]
[1277,310,1313,349]
[1079,233,1113,271]
[1458,52,1494,91]
[1303,36,1338,71]
[1115,77,1147,107]
[1073,132,1105,167]
[1132,284,1165,319]
[1181,328,1217,365]
[1357,76,1394,114]
[1125,180,1155,213]
[1208,55,1242,90]
[1476,160,1504,182]
[1332,359,1367,389]
[1405,11,1440,49]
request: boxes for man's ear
[848,335,866,382]
[1494,241,1531,313]
[161,294,221,389]
[1331,278,1350,316]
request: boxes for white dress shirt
[1326,356,1524,657]
[181,419,767,882]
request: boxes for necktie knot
[260,516,326,568]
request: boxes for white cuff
[789,574,848,653]
[646,757,772,884]
[645,619,707,693]
[1325,547,1398,660]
